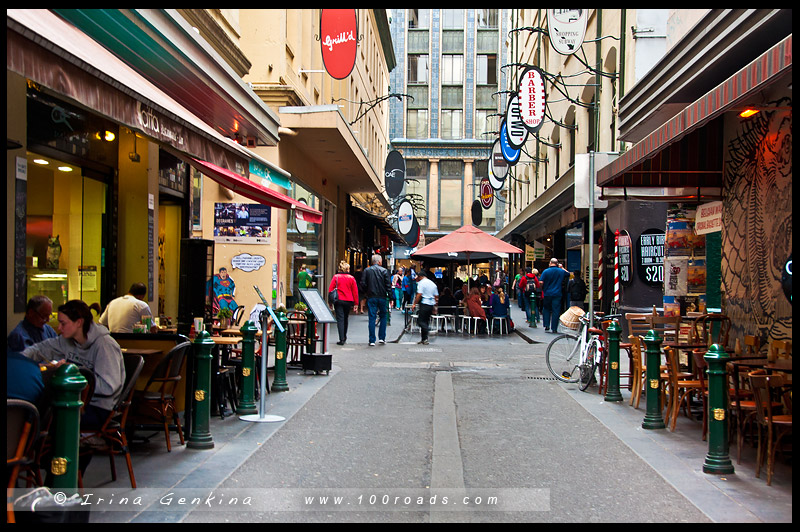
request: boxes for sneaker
[336,341,345,345]
[418,339,429,345]
[378,339,386,344]
[369,342,376,346]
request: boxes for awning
[598,34,792,199]
[191,158,323,224]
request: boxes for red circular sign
[480,178,494,209]
[518,66,546,134]
[320,9,358,80]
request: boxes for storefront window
[26,152,108,328]
[288,184,321,307]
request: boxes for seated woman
[22,299,126,429]
[464,287,488,333]
[490,287,511,333]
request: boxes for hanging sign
[471,200,483,226]
[547,9,588,56]
[499,121,521,165]
[694,201,723,235]
[320,9,358,80]
[408,215,421,247]
[504,94,529,149]
[397,199,414,237]
[618,229,633,286]
[517,66,546,134]
[384,149,405,198]
[489,141,508,188]
[480,178,494,209]
[637,228,665,286]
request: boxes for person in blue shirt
[539,258,571,332]
[489,287,511,334]
[7,348,45,405]
[8,295,58,352]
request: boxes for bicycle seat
[588,327,604,335]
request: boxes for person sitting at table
[22,299,126,429]
[464,287,487,333]
[98,282,155,333]
[490,287,511,334]
[8,295,59,353]
[7,346,45,406]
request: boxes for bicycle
[545,312,622,391]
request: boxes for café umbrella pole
[240,308,285,423]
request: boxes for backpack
[526,275,541,297]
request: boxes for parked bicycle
[545,312,622,391]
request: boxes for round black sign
[384,150,405,198]
[636,228,665,286]
[782,254,792,304]
[408,214,420,247]
[471,200,482,226]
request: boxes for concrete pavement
[75,305,790,522]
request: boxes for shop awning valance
[192,158,323,224]
[598,34,792,199]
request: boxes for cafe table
[763,358,793,374]
[121,347,164,357]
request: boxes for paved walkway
[73,306,790,522]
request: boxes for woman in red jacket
[329,261,359,345]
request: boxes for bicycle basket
[559,306,585,330]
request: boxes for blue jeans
[367,297,388,343]
[543,295,561,331]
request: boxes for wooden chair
[662,348,704,432]
[79,354,145,488]
[749,373,792,485]
[7,399,39,523]
[231,305,246,327]
[628,335,647,409]
[691,351,710,440]
[287,310,310,364]
[769,339,792,360]
[133,342,191,452]
[692,314,732,349]
[625,312,654,339]
[743,335,761,357]
[651,315,682,344]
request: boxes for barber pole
[597,238,603,302]
[614,230,620,307]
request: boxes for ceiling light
[739,109,759,118]
[104,130,116,142]
[33,158,49,165]
[57,166,73,172]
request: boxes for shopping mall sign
[320,9,358,80]
[547,9,588,55]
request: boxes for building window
[408,9,429,29]
[407,109,428,139]
[441,9,464,29]
[476,54,497,85]
[405,160,428,227]
[476,9,499,28]
[441,110,463,140]
[441,55,463,85]
[407,54,429,84]
[474,110,497,141]
[439,160,463,229]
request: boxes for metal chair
[7,399,39,523]
[79,354,145,488]
[133,342,191,451]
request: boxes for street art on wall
[722,96,792,350]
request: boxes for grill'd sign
[320,9,358,80]
[517,66,546,134]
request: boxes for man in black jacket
[363,254,392,345]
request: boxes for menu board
[298,289,336,323]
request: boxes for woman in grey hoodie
[23,299,126,428]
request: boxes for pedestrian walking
[329,261,359,345]
[539,258,570,332]
[362,254,392,345]
[514,268,525,308]
[411,270,438,345]
[392,268,404,311]
[568,269,588,311]
[401,269,415,310]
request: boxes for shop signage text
[320,9,358,80]
[637,229,665,286]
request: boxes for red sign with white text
[320,9,358,80]
[517,66,546,134]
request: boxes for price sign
[618,230,632,286]
[637,229,665,286]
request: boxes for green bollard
[604,321,623,402]
[703,344,735,474]
[49,364,88,493]
[236,321,258,415]
[272,311,289,392]
[642,330,666,430]
[187,330,215,449]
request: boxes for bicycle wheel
[546,333,581,382]
[579,341,599,391]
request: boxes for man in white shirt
[411,270,439,345]
[98,282,154,333]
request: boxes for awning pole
[588,151,595,330]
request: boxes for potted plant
[216,308,233,328]
[294,302,308,312]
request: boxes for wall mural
[722,96,792,352]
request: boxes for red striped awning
[598,34,792,193]
[191,158,323,224]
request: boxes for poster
[214,203,271,244]
[664,257,688,296]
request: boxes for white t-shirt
[416,277,439,306]
[99,294,153,333]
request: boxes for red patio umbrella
[411,225,523,274]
